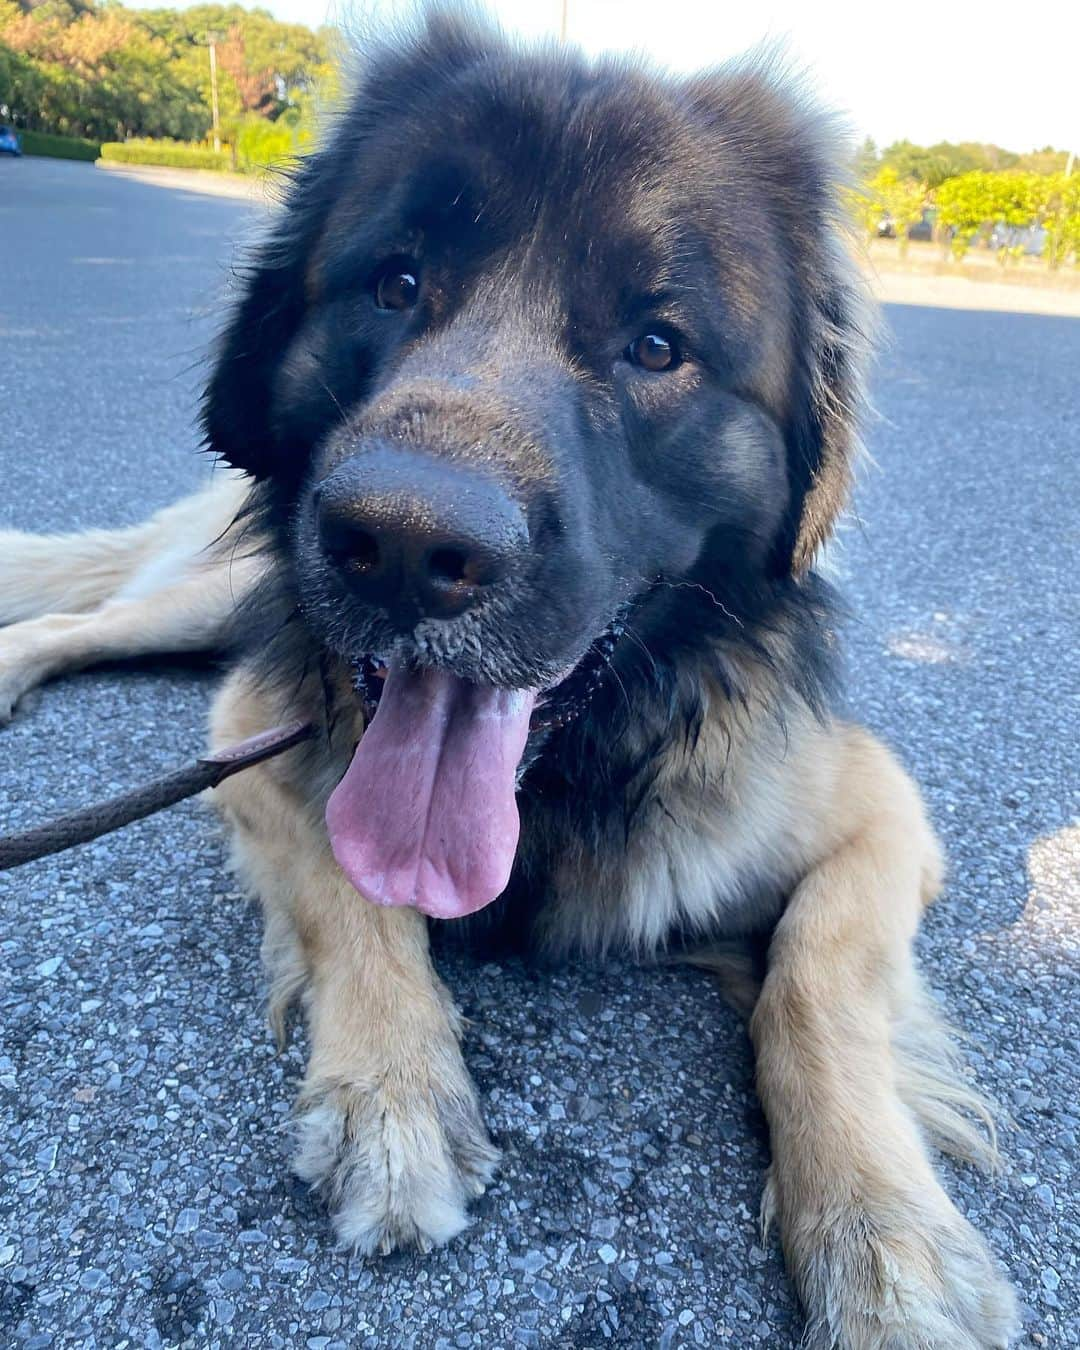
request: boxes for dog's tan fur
[0,474,253,722]
[1,478,1017,1346]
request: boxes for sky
[129,0,1080,155]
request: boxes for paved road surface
[1,159,1077,1348]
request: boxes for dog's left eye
[627,333,679,372]
[373,263,420,312]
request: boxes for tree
[880,140,1027,188]
[1016,146,1071,175]
[0,0,332,141]
[0,36,45,125]
[134,4,329,127]
[880,140,960,188]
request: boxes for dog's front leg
[749,727,1017,1349]
[290,881,499,1254]
[211,674,498,1255]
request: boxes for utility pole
[207,32,221,154]
[559,0,568,43]
[1066,150,1075,179]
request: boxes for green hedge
[233,114,308,173]
[17,130,101,161]
[99,140,231,172]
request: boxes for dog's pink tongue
[326,664,536,920]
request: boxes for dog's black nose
[316,448,528,622]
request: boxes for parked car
[908,208,934,243]
[877,207,934,242]
[988,223,1047,257]
[0,125,22,157]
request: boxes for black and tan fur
[0,12,1017,1346]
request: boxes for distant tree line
[852,137,1080,267]
[0,0,335,149]
[856,136,1072,187]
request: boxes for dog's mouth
[325,624,623,922]
[347,621,623,731]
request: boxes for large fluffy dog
[0,13,1017,1346]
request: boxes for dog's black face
[205,13,864,919]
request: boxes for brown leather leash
[0,720,314,872]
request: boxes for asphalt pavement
[1,158,1077,1349]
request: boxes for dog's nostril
[347,529,380,574]
[427,546,471,586]
[315,504,383,572]
[319,512,382,573]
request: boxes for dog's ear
[202,150,334,480]
[687,63,872,577]
[202,7,494,480]
[777,246,870,576]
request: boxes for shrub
[231,113,311,173]
[935,171,1044,262]
[1033,174,1080,269]
[97,122,312,176]
[99,139,231,172]
[17,129,100,161]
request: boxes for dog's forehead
[449,65,691,211]
[319,60,716,279]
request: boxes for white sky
[130,0,1080,153]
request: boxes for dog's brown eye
[374,266,419,312]
[628,333,678,371]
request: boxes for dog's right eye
[626,332,679,372]
[373,263,420,312]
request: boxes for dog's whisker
[651,578,744,626]
[316,375,350,428]
[621,621,659,682]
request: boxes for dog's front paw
[0,629,41,723]
[774,1174,1019,1350]
[293,1067,499,1255]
